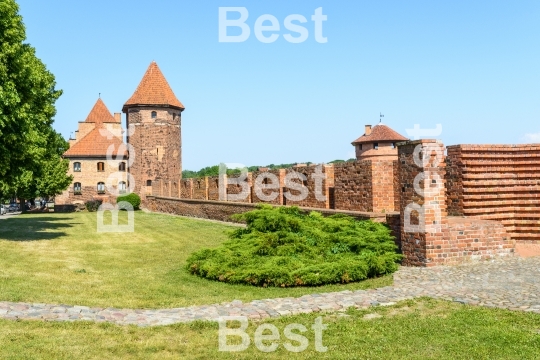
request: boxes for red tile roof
[351,124,408,144]
[123,61,184,111]
[85,98,118,123]
[64,99,126,158]
[64,126,126,158]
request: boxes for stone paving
[1,256,540,327]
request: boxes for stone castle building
[57,61,183,205]
[55,61,540,265]
[57,60,411,206]
[56,98,128,205]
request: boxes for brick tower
[122,61,185,198]
[351,123,408,161]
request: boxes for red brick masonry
[446,144,540,243]
[145,140,540,266]
[436,217,514,265]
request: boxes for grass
[0,211,391,308]
[0,298,539,359]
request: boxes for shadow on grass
[0,216,77,241]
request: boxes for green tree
[32,130,72,199]
[0,0,68,207]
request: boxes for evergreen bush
[117,193,141,210]
[186,205,402,287]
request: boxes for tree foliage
[186,205,402,287]
[0,0,70,200]
[182,162,315,179]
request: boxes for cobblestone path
[1,256,539,327]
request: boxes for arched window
[97,162,105,172]
[146,180,152,186]
[119,162,126,171]
[151,111,157,119]
[302,173,308,187]
[74,182,82,194]
[119,181,127,194]
[197,181,201,189]
[97,182,105,193]
[73,162,81,172]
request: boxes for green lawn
[1,298,539,359]
[0,211,391,309]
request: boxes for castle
[57,61,183,205]
[57,61,540,267]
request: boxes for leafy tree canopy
[0,0,70,200]
[182,162,316,179]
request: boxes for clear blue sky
[18,0,540,170]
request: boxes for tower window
[97,182,105,193]
[119,162,126,171]
[358,144,362,151]
[173,113,176,120]
[392,142,396,149]
[97,162,105,172]
[73,162,81,172]
[374,143,379,150]
[151,111,157,119]
[147,180,152,186]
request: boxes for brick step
[455,148,540,155]
[514,237,540,242]
[510,232,540,238]
[500,218,540,223]
[454,154,540,161]
[457,152,540,157]
[463,199,540,207]
[512,220,540,225]
[463,193,540,199]
[463,200,540,207]
[461,166,540,173]
[463,208,540,216]
[462,179,540,187]
[506,231,538,240]
[459,159,540,166]
[462,173,540,180]
[505,226,540,232]
[461,185,540,193]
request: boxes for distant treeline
[182,159,355,179]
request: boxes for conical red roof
[123,61,184,110]
[351,124,408,144]
[85,98,118,123]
